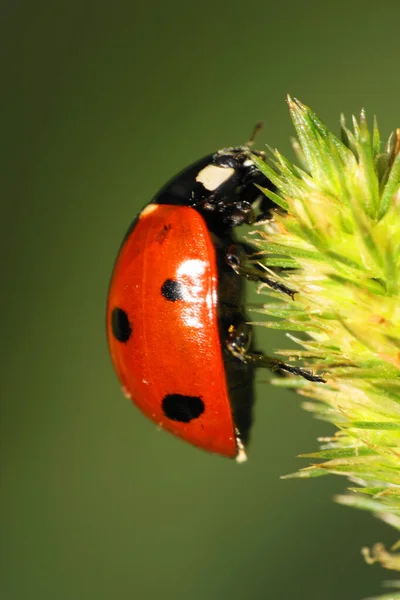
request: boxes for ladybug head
[153,146,274,231]
[193,146,271,228]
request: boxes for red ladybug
[107,145,322,461]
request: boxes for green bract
[251,97,400,599]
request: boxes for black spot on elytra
[162,394,205,423]
[111,307,132,342]
[161,279,185,302]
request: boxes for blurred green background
[2,2,399,599]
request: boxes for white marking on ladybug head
[140,203,159,218]
[195,164,235,191]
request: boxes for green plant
[250,98,400,599]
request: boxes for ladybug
[107,142,323,461]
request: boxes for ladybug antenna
[245,121,263,148]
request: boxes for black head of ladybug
[153,146,274,232]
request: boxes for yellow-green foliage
[251,98,400,599]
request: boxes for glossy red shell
[107,204,238,458]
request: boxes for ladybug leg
[220,200,257,227]
[238,240,258,257]
[225,245,296,299]
[246,353,326,382]
[254,196,279,223]
[225,322,325,383]
[224,249,325,383]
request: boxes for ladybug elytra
[107,142,323,461]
